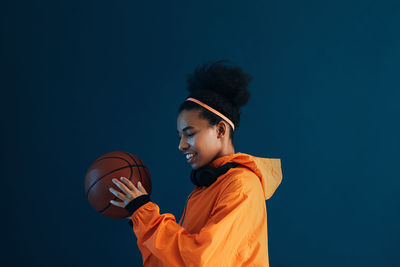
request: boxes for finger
[109,199,124,208]
[138,182,148,194]
[119,177,136,191]
[120,177,141,194]
[112,178,132,195]
[109,186,129,201]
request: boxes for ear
[216,121,228,138]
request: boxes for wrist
[124,194,151,216]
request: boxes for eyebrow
[177,126,194,134]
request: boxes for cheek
[189,135,203,149]
[194,132,219,151]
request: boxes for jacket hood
[209,152,283,200]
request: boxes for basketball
[84,151,152,218]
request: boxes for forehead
[177,109,209,131]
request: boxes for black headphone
[190,162,240,187]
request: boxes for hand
[109,177,148,209]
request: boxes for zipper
[178,186,204,226]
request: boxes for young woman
[109,60,283,266]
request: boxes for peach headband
[185,97,235,131]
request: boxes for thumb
[137,181,143,190]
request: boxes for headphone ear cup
[190,169,199,186]
[196,167,218,187]
[190,166,216,187]
[190,163,239,187]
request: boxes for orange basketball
[84,151,152,218]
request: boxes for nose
[178,136,189,151]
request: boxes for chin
[193,160,212,170]
[191,163,199,170]
[191,161,203,170]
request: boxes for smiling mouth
[186,153,197,163]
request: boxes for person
[109,60,283,266]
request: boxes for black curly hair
[178,59,252,145]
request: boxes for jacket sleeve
[127,220,155,265]
[125,195,160,266]
[129,179,255,267]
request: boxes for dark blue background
[3,0,399,266]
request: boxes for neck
[216,143,235,158]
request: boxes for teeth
[186,153,195,160]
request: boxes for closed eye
[177,133,195,139]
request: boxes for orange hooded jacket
[128,152,283,266]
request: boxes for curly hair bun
[186,59,252,109]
